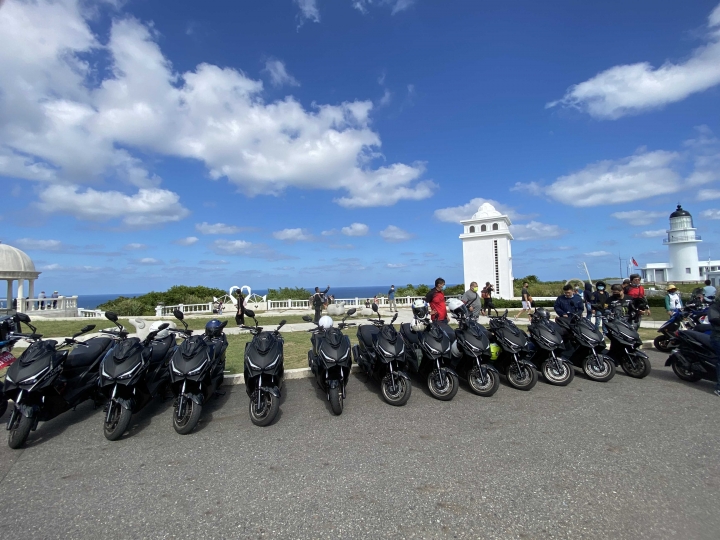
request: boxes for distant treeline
[98,285,226,316]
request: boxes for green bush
[98,285,226,316]
[267,287,312,300]
[101,298,152,317]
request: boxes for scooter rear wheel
[381,373,411,406]
[173,399,202,435]
[653,336,672,353]
[583,355,615,382]
[670,359,702,382]
[467,366,500,396]
[249,393,280,427]
[8,413,32,449]
[541,360,574,386]
[328,387,343,415]
[104,403,132,441]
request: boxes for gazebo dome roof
[0,242,38,277]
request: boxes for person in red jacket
[625,274,651,324]
[426,277,447,323]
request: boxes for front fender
[519,359,537,369]
[260,386,281,399]
[394,370,411,381]
[114,397,134,411]
[326,379,340,389]
[16,402,36,419]
[439,366,459,379]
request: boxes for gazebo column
[28,280,35,311]
[17,280,24,312]
[6,279,12,311]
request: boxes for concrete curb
[222,364,362,386]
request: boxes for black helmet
[205,319,224,338]
[534,307,549,320]
[595,280,606,291]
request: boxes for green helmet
[489,343,501,361]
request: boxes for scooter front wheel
[104,403,132,441]
[8,414,32,449]
[620,354,651,379]
[653,336,673,353]
[506,364,538,391]
[381,373,411,406]
[174,399,202,435]
[427,369,459,401]
[583,355,615,382]
[467,366,499,396]
[541,360,574,386]
[249,392,280,427]
[328,387,343,416]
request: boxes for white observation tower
[459,203,514,299]
[666,205,701,282]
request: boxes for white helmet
[451,341,463,358]
[410,319,427,333]
[412,299,428,319]
[318,315,333,330]
[447,298,464,313]
[150,320,176,339]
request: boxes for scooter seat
[693,323,712,334]
[400,323,420,346]
[438,322,456,342]
[686,330,712,348]
[150,334,175,363]
[358,325,379,347]
[65,337,113,369]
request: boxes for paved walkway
[0,351,718,539]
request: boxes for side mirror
[81,324,96,333]
[245,309,256,318]
[106,311,119,322]
[347,308,357,316]
[372,303,378,312]
[173,309,184,320]
[219,320,228,329]
[279,319,287,326]
[158,323,170,331]
[302,315,312,322]
[15,313,31,323]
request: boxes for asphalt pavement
[1,351,719,539]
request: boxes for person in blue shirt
[554,284,584,318]
[703,279,716,301]
[388,285,397,312]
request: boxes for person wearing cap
[665,285,683,315]
[51,290,59,309]
[38,290,46,310]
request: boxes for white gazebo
[0,242,40,313]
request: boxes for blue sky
[1,0,720,294]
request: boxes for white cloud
[511,181,543,196]
[386,262,406,268]
[698,189,720,200]
[196,222,242,235]
[36,185,189,226]
[701,209,720,219]
[321,229,336,236]
[510,221,568,241]
[611,210,667,226]
[13,238,63,251]
[379,89,392,107]
[124,243,146,250]
[380,225,413,242]
[198,259,228,265]
[584,251,613,257]
[272,228,313,241]
[547,3,720,119]
[352,0,416,15]
[341,222,369,236]
[294,0,320,24]
[211,239,252,253]
[175,236,199,246]
[433,197,532,223]
[0,0,432,211]
[635,229,667,238]
[135,257,163,265]
[210,239,294,260]
[263,59,299,87]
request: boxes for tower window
[492,223,499,231]
[480,225,487,232]
[469,226,475,233]
[686,268,691,274]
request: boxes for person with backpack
[481,282,494,316]
[312,285,330,323]
[461,281,482,317]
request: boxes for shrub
[267,287,312,300]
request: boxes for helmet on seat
[533,307,549,320]
[318,315,333,330]
[412,299,428,320]
[410,319,427,332]
[150,320,175,339]
[205,319,224,338]
[446,298,465,315]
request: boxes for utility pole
[578,262,592,283]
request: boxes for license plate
[0,351,16,370]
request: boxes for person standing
[625,273,650,325]
[388,285,397,312]
[312,286,330,323]
[665,284,683,315]
[583,282,594,319]
[38,291,46,310]
[590,281,610,331]
[481,282,494,316]
[708,295,720,397]
[554,284,584,318]
[51,291,59,309]
[426,277,447,323]
[703,279,716,301]
[461,281,482,318]
[514,281,532,321]
[235,291,246,326]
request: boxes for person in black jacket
[312,286,330,323]
[554,284,584,318]
[708,296,720,396]
[583,282,594,320]
[590,280,611,331]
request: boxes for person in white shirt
[665,284,683,315]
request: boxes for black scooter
[303,308,356,415]
[555,314,615,382]
[665,329,717,384]
[526,311,574,386]
[169,310,228,434]
[602,309,651,378]
[241,309,286,426]
[1,314,23,419]
[354,304,412,406]
[4,314,107,449]
[98,312,174,440]
[487,310,538,391]
[400,315,459,401]
[448,304,500,396]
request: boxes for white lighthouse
[460,203,514,299]
[665,205,701,282]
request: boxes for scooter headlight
[377,345,395,358]
[187,358,208,376]
[116,362,142,380]
[101,364,112,379]
[19,366,50,385]
[266,355,280,369]
[4,373,13,383]
[246,357,260,370]
[170,360,183,375]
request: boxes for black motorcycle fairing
[493,325,528,353]
[604,318,641,346]
[244,333,284,376]
[150,335,175,364]
[317,335,352,368]
[112,338,144,363]
[528,320,563,351]
[358,325,380,350]
[4,343,65,392]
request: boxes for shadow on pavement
[22,400,101,448]
[192,388,235,433]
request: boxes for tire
[621,354,651,379]
[541,360,574,386]
[583,355,615,382]
[506,363,538,391]
[173,398,203,435]
[104,403,133,441]
[653,336,673,353]
[8,414,33,449]
[427,369,459,401]
[467,366,500,396]
[328,387,343,416]
[380,373,412,406]
[671,359,703,382]
[0,399,7,420]
[249,392,280,427]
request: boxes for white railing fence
[0,296,79,313]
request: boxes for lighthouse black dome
[670,205,691,219]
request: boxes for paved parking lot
[1,351,719,539]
